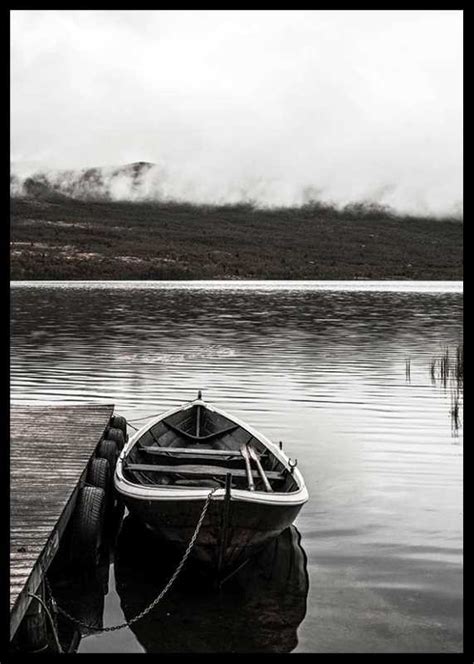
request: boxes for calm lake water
[10,281,463,653]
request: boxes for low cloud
[11,10,463,217]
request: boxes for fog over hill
[10,160,463,220]
[11,11,462,219]
[11,161,156,202]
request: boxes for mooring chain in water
[45,487,218,634]
[27,592,64,653]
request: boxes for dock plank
[10,404,114,640]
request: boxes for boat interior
[123,405,300,493]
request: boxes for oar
[247,445,273,492]
[240,444,255,491]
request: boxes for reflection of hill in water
[114,516,309,653]
[11,287,463,370]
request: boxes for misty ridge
[10,161,462,222]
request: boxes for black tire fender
[87,457,110,492]
[96,439,118,472]
[106,427,125,450]
[110,415,128,440]
[70,486,106,567]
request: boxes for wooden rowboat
[114,393,308,574]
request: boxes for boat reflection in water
[114,515,309,653]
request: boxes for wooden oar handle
[240,444,255,491]
[247,444,273,492]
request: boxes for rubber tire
[110,415,127,439]
[87,457,110,492]
[106,427,125,450]
[96,439,118,473]
[87,457,114,517]
[70,486,106,568]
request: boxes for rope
[27,592,63,654]
[126,414,159,424]
[45,487,218,633]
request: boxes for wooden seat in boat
[138,445,265,458]
[124,462,285,482]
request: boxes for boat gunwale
[114,398,309,505]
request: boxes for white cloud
[10,10,463,215]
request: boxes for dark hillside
[10,197,463,280]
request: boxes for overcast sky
[11,10,463,215]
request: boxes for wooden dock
[10,403,115,641]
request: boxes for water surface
[10,281,463,653]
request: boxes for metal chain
[27,592,64,653]
[46,487,218,633]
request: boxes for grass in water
[405,358,411,383]
[451,390,461,434]
[429,343,463,436]
[406,342,463,436]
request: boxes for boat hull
[121,494,303,572]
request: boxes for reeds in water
[451,389,461,434]
[456,343,464,386]
[406,343,463,435]
[429,342,463,435]
[430,343,463,389]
